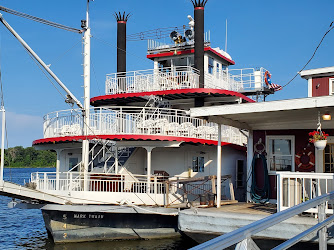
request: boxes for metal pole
[0,14,83,110]
[217,124,222,208]
[0,109,5,185]
[82,0,91,191]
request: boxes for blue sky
[0,0,333,147]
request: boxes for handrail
[42,106,248,146]
[190,191,334,250]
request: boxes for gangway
[0,181,68,204]
[190,191,334,250]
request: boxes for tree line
[4,146,56,168]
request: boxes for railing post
[44,172,47,190]
[70,172,73,191]
[277,173,282,212]
[154,176,157,195]
[318,202,327,250]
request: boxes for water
[0,168,197,250]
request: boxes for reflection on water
[0,168,197,250]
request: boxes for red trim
[117,21,127,24]
[33,134,246,151]
[195,7,205,10]
[91,88,255,104]
[147,47,235,65]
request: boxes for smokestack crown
[191,0,208,7]
[114,11,131,22]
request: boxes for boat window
[324,144,334,172]
[192,156,204,172]
[266,135,295,173]
[69,157,79,171]
[222,64,227,71]
[208,57,214,74]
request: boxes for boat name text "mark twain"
[73,214,104,219]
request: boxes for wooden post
[165,181,170,207]
[211,176,216,194]
[318,202,327,250]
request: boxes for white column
[217,124,222,208]
[115,147,119,174]
[145,147,154,193]
[308,78,312,97]
[0,109,5,185]
[55,149,62,190]
[247,130,253,202]
[315,148,324,173]
[82,1,91,191]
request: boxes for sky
[0,0,333,147]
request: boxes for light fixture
[322,113,332,121]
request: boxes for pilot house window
[208,57,214,74]
[192,156,204,172]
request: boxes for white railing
[277,172,334,214]
[106,66,200,95]
[43,106,247,146]
[205,67,268,93]
[106,67,268,95]
[31,172,167,194]
[147,31,210,52]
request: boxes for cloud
[4,111,43,148]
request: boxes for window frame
[208,57,214,74]
[329,78,334,96]
[192,156,205,173]
[266,135,295,174]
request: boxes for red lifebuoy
[264,71,271,86]
[295,149,315,170]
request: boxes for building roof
[190,95,334,130]
[300,66,334,79]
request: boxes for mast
[82,0,91,191]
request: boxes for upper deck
[91,66,271,106]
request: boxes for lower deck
[179,202,334,245]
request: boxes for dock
[178,202,334,245]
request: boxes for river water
[0,168,197,250]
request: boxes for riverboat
[0,0,278,243]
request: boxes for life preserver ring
[264,71,271,86]
[295,149,315,170]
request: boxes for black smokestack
[192,0,207,88]
[191,0,207,107]
[114,12,130,74]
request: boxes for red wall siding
[312,76,332,97]
[252,129,334,199]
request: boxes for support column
[145,147,154,193]
[315,148,324,173]
[115,147,119,174]
[217,124,222,208]
[247,130,253,202]
[0,109,5,186]
[55,149,62,190]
